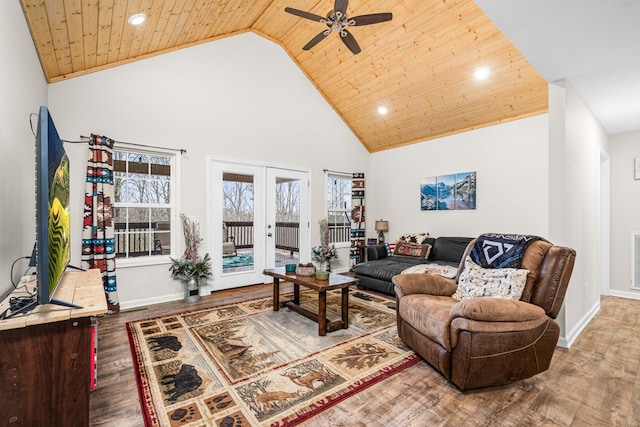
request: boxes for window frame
[112,143,181,268]
[325,171,352,248]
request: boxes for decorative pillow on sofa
[452,256,529,301]
[396,232,430,245]
[384,243,393,257]
[393,241,432,258]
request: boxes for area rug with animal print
[126,287,419,426]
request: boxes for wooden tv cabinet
[0,269,107,427]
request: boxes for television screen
[42,108,71,301]
[1,106,78,320]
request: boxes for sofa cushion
[399,294,457,351]
[429,237,473,263]
[353,256,427,282]
[452,257,529,302]
[366,244,389,261]
[393,241,432,258]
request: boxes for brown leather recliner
[392,238,576,390]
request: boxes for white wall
[0,1,48,299]
[47,33,369,308]
[368,114,550,239]
[609,130,640,299]
[369,85,608,347]
[548,81,608,345]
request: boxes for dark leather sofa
[353,236,473,295]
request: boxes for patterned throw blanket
[401,263,458,278]
[470,233,546,269]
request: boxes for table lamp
[375,220,389,244]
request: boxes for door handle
[267,232,273,237]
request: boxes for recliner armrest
[449,298,550,349]
[392,273,457,298]
[449,298,546,322]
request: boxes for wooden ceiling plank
[116,0,142,62]
[125,0,162,59]
[134,0,169,57]
[253,0,327,44]
[95,0,114,67]
[156,0,188,50]
[200,0,231,38]
[20,0,60,80]
[63,0,85,73]
[43,0,74,75]
[165,0,198,48]
[80,0,99,70]
[106,0,127,64]
[190,0,225,41]
[219,0,264,34]
[173,0,213,46]
[148,0,178,53]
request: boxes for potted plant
[311,218,338,274]
[169,214,212,302]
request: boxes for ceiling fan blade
[350,12,393,26]
[334,0,349,17]
[340,29,361,54]
[284,7,325,23]
[303,31,330,50]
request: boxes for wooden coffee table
[263,267,358,336]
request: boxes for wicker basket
[295,265,316,276]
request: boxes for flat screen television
[4,106,81,318]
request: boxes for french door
[209,160,310,290]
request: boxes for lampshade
[375,220,389,232]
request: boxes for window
[113,147,177,262]
[326,172,352,244]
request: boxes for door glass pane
[222,173,254,273]
[275,177,300,266]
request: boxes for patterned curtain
[81,134,119,314]
[349,173,365,270]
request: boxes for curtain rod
[323,168,353,175]
[62,135,187,154]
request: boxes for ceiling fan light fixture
[378,105,388,115]
[474,67,490,81]
[285,1,392,55]
[128,13,147,26]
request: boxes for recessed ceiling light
[474,67,490,80]
[378,106,388,115]
[128,13,146,26]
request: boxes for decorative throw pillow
[383,243,393,257]
[387,242,396,254]
[393,241,432,258]
[452,256,529,301]
[396,232,430,245]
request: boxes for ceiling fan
[284,0,392,54]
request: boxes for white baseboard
[609,289,640,300]
[119,292,183,311]
[557,299,601,348]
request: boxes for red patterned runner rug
[127,288,419,426]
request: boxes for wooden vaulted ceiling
[20,0,548,152]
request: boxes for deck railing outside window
[114,221,353,257]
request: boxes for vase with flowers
[311,218,338,273]
[169,214,212,302]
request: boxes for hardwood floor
[90,286,640,426]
